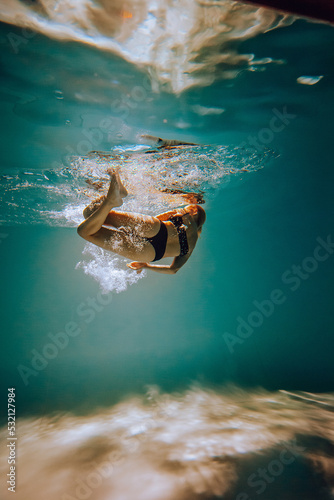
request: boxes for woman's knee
[77,225,88,239]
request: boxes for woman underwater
[77,171,206,274]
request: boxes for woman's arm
[155,209,181,221]
[128,253,191,274]
[144,264,177,275]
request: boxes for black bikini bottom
[146,222,168,262]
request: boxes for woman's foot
[106,172,123,207]
[107,168,128,198]
[83,171,127,217]
[115,171,128,198]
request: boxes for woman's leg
[83,173,161,238]
[84,203,161,238]
[79,225,155,262]
[78,173,123,238]
[104,211,161,238]
[78,172,156,261]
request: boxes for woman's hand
[127,262,148,273]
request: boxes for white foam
[76,242,145,294]
[0,144,276,291]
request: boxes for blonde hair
[183,204,206,229]
[196,205,206,229]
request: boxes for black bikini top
[168,215,189,257]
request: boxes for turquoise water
[1,3,334,499]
